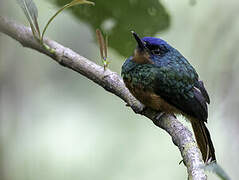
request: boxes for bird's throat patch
[132,49,153,64]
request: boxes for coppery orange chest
[123,78,181,115]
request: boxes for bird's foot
[153,112,166,125]
[155,112,166,121]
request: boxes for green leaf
[96,29,109,70]
[16,0,40,38]
[96,29,107,59]
[41,0,94,42]
[51,0,170,57]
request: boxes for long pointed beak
[131,31,145,51]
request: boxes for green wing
[153,64,209,122]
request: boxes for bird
[121,31,216,163]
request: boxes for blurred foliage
[41,0,95,42]
[1,0,238,179]
[16,0,40,38]
[50,0,170,57]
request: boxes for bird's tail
[191,120,216,162]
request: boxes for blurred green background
[0,0,238,179]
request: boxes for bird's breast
[123,78,180,114]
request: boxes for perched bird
[121,31,216,163]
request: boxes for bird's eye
[152,49,161,55]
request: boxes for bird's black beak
[131,31,152,64]
[131,31,146,51]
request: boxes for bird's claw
[152,112,166,125]
[155,112,166,121]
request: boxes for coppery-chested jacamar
[121,32,216,162]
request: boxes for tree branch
[0,16,206,180]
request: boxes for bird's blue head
[142,37,171,54]
[131,31,172,64]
